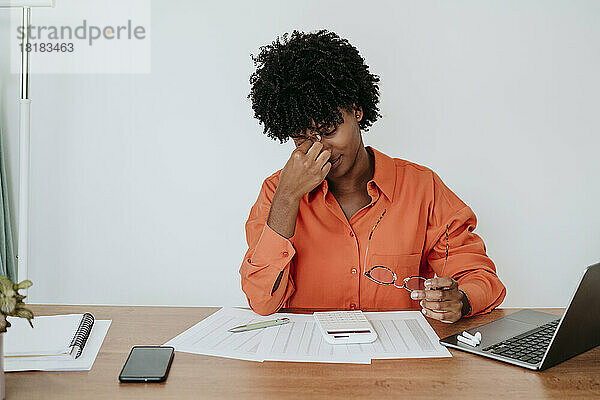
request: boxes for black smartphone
[119,346,175,383]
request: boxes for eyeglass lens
[403,276,426,291]
[366,266,395,284]
[367,267,426,292]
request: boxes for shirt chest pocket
[369,253,422,279]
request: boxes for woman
[240,30,506,322]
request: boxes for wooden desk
[6,306,599,399]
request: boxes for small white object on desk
[457,331,482,347]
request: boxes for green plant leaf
[0,296,16,314]
[0,276,34,330]
[17,280,33,290]
[15,308,34,321]
[0,278,14,297]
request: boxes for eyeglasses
[363,209,449,292]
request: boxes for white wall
[0,0,598,307]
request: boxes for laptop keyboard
[483,319,560,365]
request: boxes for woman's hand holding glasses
[363,213,469,323]
[410,277,466,324]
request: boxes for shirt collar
[367,146,396,201]
[310,146,396,202]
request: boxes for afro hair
[248,30,381,143]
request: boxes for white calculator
[313,311,378,344]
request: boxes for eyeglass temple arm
[440,224,449,277]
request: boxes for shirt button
[349,231,354,237]
[282,251,289,257]
[351,268,357,274]
[350,303,357,310]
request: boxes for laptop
[439,262,600,370]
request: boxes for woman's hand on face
[277,140,331,201]
[410,277,465,323]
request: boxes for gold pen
[228,318,290,333]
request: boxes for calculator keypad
[313,311,376,338]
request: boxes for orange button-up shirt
[240,147,506,316]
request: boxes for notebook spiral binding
[69,313,95,359]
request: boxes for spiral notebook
[5,313,95,359]
[3,313,111,371]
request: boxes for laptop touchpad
[473,318,537,346]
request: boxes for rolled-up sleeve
[425,172,506,316]
[239,178,296,315]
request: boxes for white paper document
[165,308,451,364]
[164,308,279,362]
[257,313,371,364]
[358,312,452,360]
